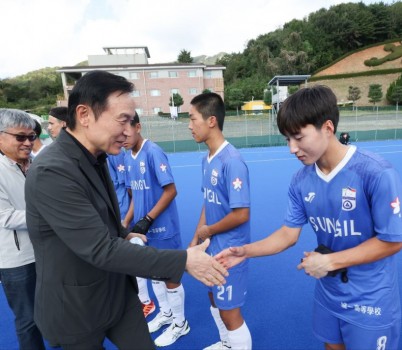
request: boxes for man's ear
[75,105,90,127]
[208,115,217,127]
[324,120,335,134]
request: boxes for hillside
[192,52,227,65]
[310,41,402,106]
[315,41,402,76]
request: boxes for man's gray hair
[0,108,35,132]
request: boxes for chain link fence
[140,106,402,153]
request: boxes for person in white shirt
[0,108,45,349]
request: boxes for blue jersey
[107,150,130,221]
[124,140,180,240]
[202,142,251,259]
[285,146,402,328]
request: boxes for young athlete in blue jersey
[122,114,189,347]
[189,93,252,350]
[107,149,130,221]
[109,148,156,318]
[216,85,402,350]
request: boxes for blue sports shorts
[313,300,401,349]
[208,265,248,310]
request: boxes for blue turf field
[1,140,402,349]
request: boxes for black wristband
[145,214,154,223]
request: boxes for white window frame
[129,72,139,79]
[168,71,178,78]
[150,89,161,96]
[149,71,159,79]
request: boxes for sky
[0,0,396,79]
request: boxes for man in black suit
[25,70,227,349]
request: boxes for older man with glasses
[0,108,45,349]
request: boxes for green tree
[202,89,211,94]
[386,75,402,107]
[288,85,299,95]
[391,86,402,110]
[169,93,184,108]
[368,84,383,108]
[177,50,193,63]
[225,87,244,114]
[263,88,272,105]
[348,86,361,109]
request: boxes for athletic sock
[210,306,230,345]
[167,284,185,325]
[152,280,170,315]
[137,277,150,304]
[228,321,252,350]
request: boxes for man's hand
[125,232,147,244]
[297,251,331,279]
[214,246,247,269]
[131,215,153,235]
[195,225,211,242]
[186,239,228,287]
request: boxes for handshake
[131,214,154,235]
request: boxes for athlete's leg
[166,281,186,325]
[209,265,252,350]
[325,343,345,350]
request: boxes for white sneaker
[148,311,173,333]
[154,320,190,347]
[203,341,231,350]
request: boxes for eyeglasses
[0,131,37,142]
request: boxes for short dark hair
[130,111,140,126]
[277,85,339,135]
[33,119,42,137]
[190,92,225,131]
[67,70,134,130]
[49,106,68,122]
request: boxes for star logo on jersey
[140,161,146,174]
[211,169,218,186]
[117,164,125,173]
[342,187,356,211]
[160,163,167,172]
[232,177,242,191]
[391,197,400,215]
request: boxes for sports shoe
[142,300,156,318]
[203,341,231,350]
[148,310,173,333]
[154,320,190,347]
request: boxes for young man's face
[285,123,330,165]
[123,122,141,151]
[188,105,211,143]
[0,126,35,163]
[82,91,136,156]
[47,115,65,138]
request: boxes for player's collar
[208,140,229,163]
[315,145,356,182]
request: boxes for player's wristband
[145,214,154,224]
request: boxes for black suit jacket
[25,129,186,345]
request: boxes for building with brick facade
[57,46,225,115]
